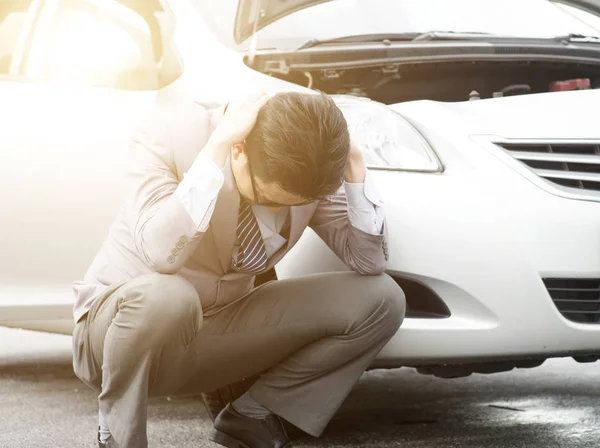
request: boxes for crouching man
[71,91,405,448]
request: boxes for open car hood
[232,0,600,44]
[234,0,333,43]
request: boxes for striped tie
[230,201,267,274]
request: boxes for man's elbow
[152,260,181,275]
[146,246,183,275]
[135,236,181,275]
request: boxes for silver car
[2,0,600,379]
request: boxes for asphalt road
[1,327,599,448]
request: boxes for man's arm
[309,143,388,275]
[126,93,269,274]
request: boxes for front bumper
[276,145,600,366]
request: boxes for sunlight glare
[43,9,142,87]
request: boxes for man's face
[230,144,312,212]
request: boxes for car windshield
[196,0,600,50]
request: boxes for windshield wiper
[296,31,498,50]
[417,31,600,45]
[411,30,497,41]
[296,33,419,50]
[295,31,600,51]
[553,33,600,44]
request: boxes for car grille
[544,278,600,324]
[497,142,600,192]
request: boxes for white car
[2,0,600,378]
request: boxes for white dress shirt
[175,153,384,261]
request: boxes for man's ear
[231,143,245,161]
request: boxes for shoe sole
[210,429,251,448]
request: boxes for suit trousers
[72,271,406,448]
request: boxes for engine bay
[254,59,600,104]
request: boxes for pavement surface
[1,327,600,448]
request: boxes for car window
[0,0,33,74]
[24,0,160,90]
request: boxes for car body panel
[0,80,156,329]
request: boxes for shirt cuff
[343,170,384,235]
[344,170,383,207]
[174,151,224,231]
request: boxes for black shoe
[210,404,292,448]
[98,427,118,448]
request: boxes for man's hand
[205,91,270,167]
[344,139,367,183]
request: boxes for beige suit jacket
[72,93,388,322]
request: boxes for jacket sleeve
[124,98,220,274]
[308,184,388,276]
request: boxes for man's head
[230,92,350,209]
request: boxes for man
[72,90,405,448]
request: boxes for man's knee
[330,273,404,336]
[354,273,405,338]
[130,273,201,332]
[375,274,406,337]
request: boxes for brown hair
[245,92,350,199]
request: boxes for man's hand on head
[205,91,270,167]
[344,139,367,184]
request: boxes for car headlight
[334,95,442,172]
